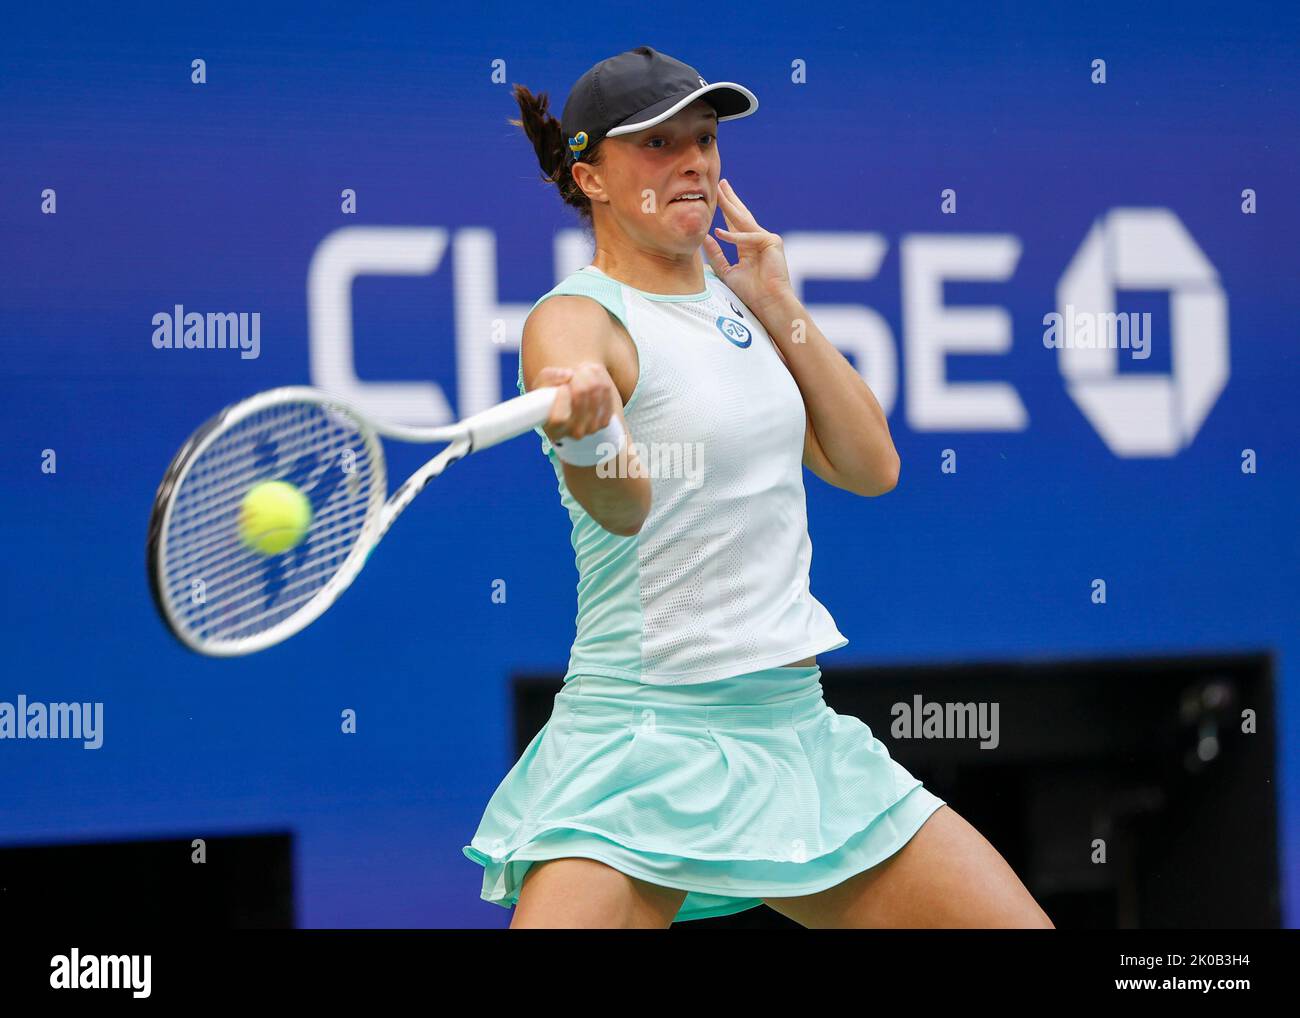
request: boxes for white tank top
[519,263,848,686]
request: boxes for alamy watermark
[50,949,150,997]
[151,305,261,359]
[1043,304,1151,360]
[594,441,705,488]
[891,694,999,749]
[1,695,103,749]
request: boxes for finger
[593,381,616,429]
[719,178,761,231]
[570,368,606,436]
[564,384,589,437]
[572,388,596,437]
[718,199,737,235]
[580,392,612,435]
[536,365,574,386]
[594,394,613,429]
[585,373,614,428]
[714,227,768,246]
[546,384,572,434]
[591,389,615,431]
[701,233,732,276]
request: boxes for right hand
[535,362,622,444]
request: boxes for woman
[462,45,1053,929]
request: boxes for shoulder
[522,294,621,358]
[522,278,639,406]
[528,269,631,335]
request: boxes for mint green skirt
[462,664,945,923]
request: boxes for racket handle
[464,386,560,451]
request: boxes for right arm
[520,296,651,537]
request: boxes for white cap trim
[604,82,759,138]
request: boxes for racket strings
[166,423,366,568]
[161,401,382,646]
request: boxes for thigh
[763,805,1054,929]
[510,857,688,929]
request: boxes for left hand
[702,178,795,318]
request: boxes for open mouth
[668,193,707,206]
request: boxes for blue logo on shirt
[715,316,752,348]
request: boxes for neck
[591,240,705,296]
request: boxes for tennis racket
[147,384,558,657]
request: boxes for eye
[645,132,715,149]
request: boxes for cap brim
[605,82,758,138]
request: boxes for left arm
[758,293,900,497]
[704,177,899,497]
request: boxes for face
[575,98,720,256]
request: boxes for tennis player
[463,45,1053,929]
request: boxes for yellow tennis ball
[238,480,313,555]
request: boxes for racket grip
[464,386,560,451]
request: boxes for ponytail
[508,83,602,226]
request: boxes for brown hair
[508,83,604,228]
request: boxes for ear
[571,160,608,204]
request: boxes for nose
[676,139,710,178]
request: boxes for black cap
[560,45,758,163]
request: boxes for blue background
[1,1,1296,926]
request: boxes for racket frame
[147,384,555,657]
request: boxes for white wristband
[552,413,627,467]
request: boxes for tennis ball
[238,480,313,555]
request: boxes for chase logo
[715,316,751,348]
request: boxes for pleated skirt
[462,664,945,923]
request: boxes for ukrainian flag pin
[568,131,589,158]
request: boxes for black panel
[0,831,295,928]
